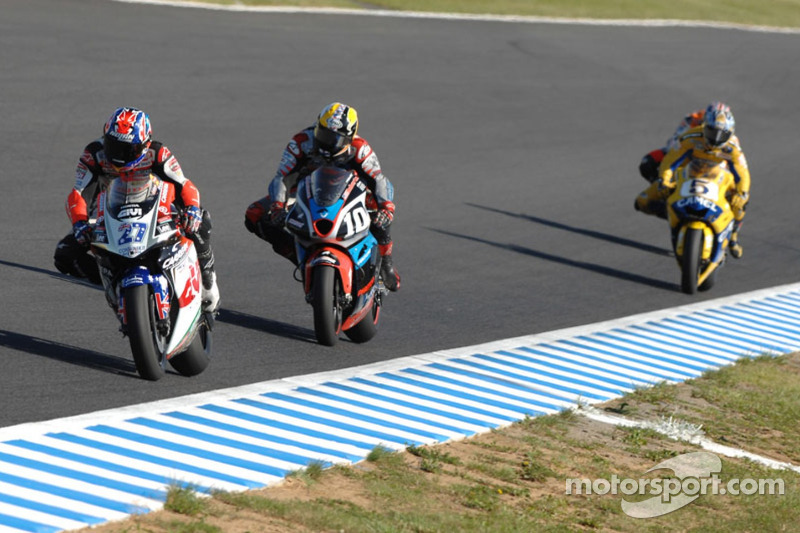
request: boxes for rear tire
[169,322,212,377]
[125,285,166,381]
[312,267,342,346]
[680,228,703,295]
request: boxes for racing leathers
[639,109,705,183]
[635,125,751,257]
[54,139,220,309]
[245,126,400,291]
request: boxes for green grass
[163,483,208,516]
[106,353,800,533]
[78,2,800,530]
[182,0,800,29]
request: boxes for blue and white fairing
[285,167,377,268]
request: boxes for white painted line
[111,0,800,35]
[175,406,370,458]
[0,501,87,533]
[0,480,135,522]
[5,282,800,443]
[30,434,251,493]
[576,406,800,474]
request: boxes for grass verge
[174,0,800,29]
[82,352,800,533]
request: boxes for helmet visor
[703,124,731,147]
[314,125,350,156]
[104,135,147,167]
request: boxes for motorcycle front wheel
[169,321,212,377]
[125,284,167,380]
[344,295,380,344]
[312,266,343,346]
[680,228,703,295]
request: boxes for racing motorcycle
[284,166,386,346]
[666,160,736,295]
[90,173,213,380]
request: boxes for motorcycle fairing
[119,266,171,322]
[304,248,354,295]
[93,175,204,359]
[288,175,372,250]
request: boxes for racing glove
[72,220,92,247]
[730,192,749,211]
[373,207,394,230]
[269,201,287,225]
[182,205,203,235]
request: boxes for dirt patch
[78,356,800,533]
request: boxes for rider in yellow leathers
[635,102,750,258]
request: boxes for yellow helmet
[314,102,358,160]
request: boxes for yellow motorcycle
[666,160,736,294]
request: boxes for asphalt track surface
[1,0,799,428]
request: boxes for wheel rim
[148,292,167,368]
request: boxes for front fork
[114,266,172,336]
[674,223,713,262]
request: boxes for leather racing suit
[245,126,396,266]
[54,139,216,287]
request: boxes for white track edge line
[111,0,800,35]
[2,281,800,441]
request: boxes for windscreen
[311,166,352,207]
[107,174,160,217]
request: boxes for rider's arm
[268,129,314,204]
[728,140,751,197]
[152,143,201,208]
[657,146,693,189]
[352,137,394,213]
[66,141,102,225]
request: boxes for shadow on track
[0,330,137,377]
[466,203,673,257]
[428,228,678,292]
[0,258,103,290]
[216,308,317,344]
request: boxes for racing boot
[201,269,220,313]
[198,249,220,313]
[634,179,671,220]
[380,254,401,292]
[728,221,743,259]
[729,234,743,259]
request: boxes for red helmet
[103,107,152,170]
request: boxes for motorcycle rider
[634,102,750,258]
[245,101,401,291]
[638,107,706,183]
[54,107,220,312]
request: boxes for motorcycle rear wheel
[680,228,703,295]
[125,284,167,381]
[169,321,212,377]
[312,267,342,346]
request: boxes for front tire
[125,284,166,381]
[169,322,212,377]
[344,297,379,344]
[680,228,703,295]
[312,267,342,346]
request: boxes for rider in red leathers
[245,102,401,291]
[638,107,706,183]
[54,107,220,311]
